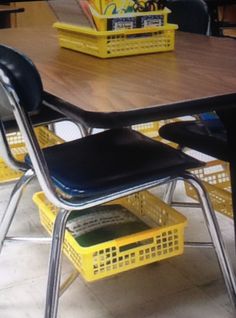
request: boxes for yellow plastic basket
[33,190,187,282]
[185,160,232,218]
[132,119,179,147]
[90,6,171,31]
[90,0,167,15]
[0,126,64,184]
[54,22,178,58]
[132,121,162,138]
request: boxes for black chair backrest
[0,45,43,119]
[166,0,209,34]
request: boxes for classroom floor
[0,177,236,318]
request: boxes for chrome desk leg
[48,123,56,133]
[44,208,71,318]
[75,123,92,137]
[163,146,183,205]
[48,121,92,138]
[185,173,236,307]
[87,127,94,135]
[0,169,34,253]
[163,179,177,204]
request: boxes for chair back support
[0,45,43,120]
[166,0,209,35]
[0,45,59,204]
[0,44,108,210]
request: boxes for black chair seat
[25,128,201,197]
[159,120,229,161]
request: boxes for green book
[66,204,150,247]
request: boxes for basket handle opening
[119,237,153,252]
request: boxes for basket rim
[53,22,178,36]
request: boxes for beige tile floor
[0,178,236,318]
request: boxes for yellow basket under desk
[185,160,232,218]
[132,121,162,138]
[33,190,187,282]
[54,22,178,58]
[0,126,64,184]
[132,119,180,147]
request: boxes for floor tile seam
[0,265,80,291]
[148,284,195,302]
[197,280,235,315]
[111,285,223,318]
[167,264,221,287]
[82,281,117,318]
[0,273,50,291]
[144,284,230,310]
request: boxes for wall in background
[11,1,56,27]
[219,5,236,23]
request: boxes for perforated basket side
[33,190,187,282]
[132,119,179,147]
[185,160,232,218]
[0,161,22,183]
[54,23,177,58]
[104,28,175,58]
[0,126,64,184]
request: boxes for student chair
[204,0,236,37]
[0,45,91,188]
[0,44,73,183]
[0,43,66,132]
[159,114,228,161]
[158,106,234,213]
[0,45,235,318]
[160,0,222,157]
[161,1,230,162]
[159,0,228,196]
[166,0,209,34]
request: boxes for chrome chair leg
[0,169,34,253]
[44,208,71,318]
[184,172,236,307]
[4,236,51,245]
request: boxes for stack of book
[49,0,169,31]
